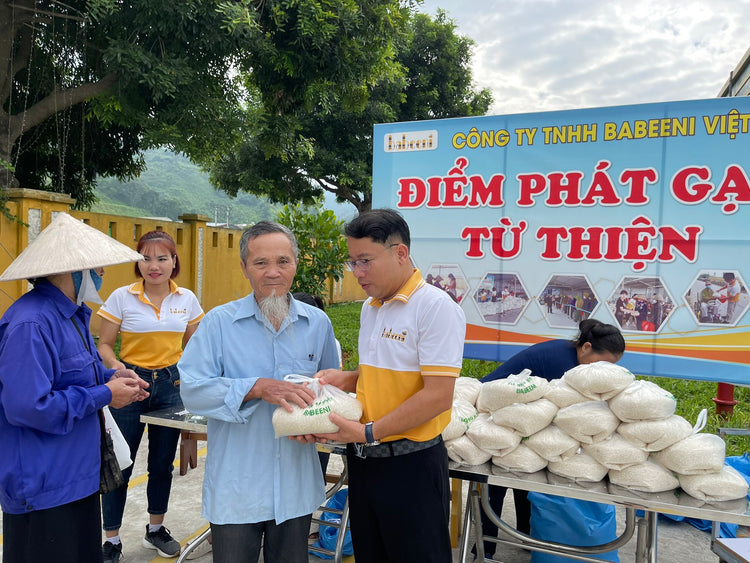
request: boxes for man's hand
[249,378,316,412]
[110,368,149,400]
[107,377,150,409]
[314,369,358,393]
[313,413,366,444]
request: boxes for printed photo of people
[537,274,597,329]
[684,270,748,326]
[425,264,467,303]
[473,273,529,324]
[609,277,674,332]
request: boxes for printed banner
[372,97,750,383]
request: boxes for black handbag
[98,409,125,494]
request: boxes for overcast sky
[417,0,750,116]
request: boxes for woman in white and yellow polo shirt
[97,231,204,562]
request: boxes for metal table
[449,461,750,563]
[140,406,350,563]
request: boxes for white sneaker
[185,537,212,560]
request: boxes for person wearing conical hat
[0,213,150,563]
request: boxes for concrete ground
[0,431,735,562]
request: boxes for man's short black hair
[344,208,410,248]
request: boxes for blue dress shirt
[178,293,339,525]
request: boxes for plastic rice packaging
[582,433,648,470]
[272,375,362,438]
[525,425,580,462]
[608,460,680,493]
[553,401,619,444]
[545,378,588,409]
[453,376,482,406]
[492,443,548,473]
[442,399,479,441]
[548,450,608,483]
[490,398,558,437]
[446,435,492,466]
[562,361,634,401]
[608,380,676,422]
[679,465,750,502]
[651,433,726,475]
[476,369,549,412]
[617,415,693,452]
[465,413,521,456]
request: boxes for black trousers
[3,493,103,563]
[210,514,312,563]
[476,486,531,556]
[346,441,452,563]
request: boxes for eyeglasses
[345,243,399,271]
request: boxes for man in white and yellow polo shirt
[315,209,466,563]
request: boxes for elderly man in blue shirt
[178,221,340,563]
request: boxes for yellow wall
[0,189,366,334]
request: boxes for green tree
[208,9,493,212]
[1,0,405,207]
[277,200,348,298]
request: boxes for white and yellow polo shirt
[357,269,466,442]
[97,280,204,369]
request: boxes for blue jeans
[101,363,182,531]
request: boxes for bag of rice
[548,450,608,483]
[272,375,362,438]
[582,433,648,470]
[454,376,482,406]
[679,465,750,502]
[617,415,693,451]
[545,378,587,408]
[608,380,676,422]
[548,471,608,492]
[465,413,521,456]
[651,433,726,475]
[476,369,549,412]
[492,443,548,473]
[491,398,558,437]
[442,399,479,441]
[553,401,619,444]
[446,435,493,466]
[608,460,679,492]
[562,361,634,401]
[525,425,580,462]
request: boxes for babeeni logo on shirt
[381,327,407,342]
[169,307,187,314]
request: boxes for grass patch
[328,301,750,456]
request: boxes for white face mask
[76,269,104,305]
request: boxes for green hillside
[93,149,281,223]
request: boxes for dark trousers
[476,486,531,556]
[102,363,182,530]
[346,441,452,563]
[210,514,312,563]
[3,493,102,563]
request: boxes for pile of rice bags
[443,363,748,503]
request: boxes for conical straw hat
[0,213,143,281]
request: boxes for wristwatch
[364,421,380,446]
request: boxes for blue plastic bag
[310,488,353,559]
[528,492,619,563]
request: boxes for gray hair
[240,221,298,264]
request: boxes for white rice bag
[476,369,549,412]
[548,471,609,492]
[454,376,482,406]
[608,380,676,422]
[651,433,726,475]
[272,376,362,438]
[608,460,680,493]
[548,451,609,483]
[582,433,649,470]
[491,398,558,437]
[442,399,479,441]
[525,425,580,462]
[446,435,492,466]
[679,465,750,502]
[545,378,587,408]
[492,443,548,473]
[617,415,693,451]
[465,413,521,456]
[562,361,635,401]
[553,401,619,444]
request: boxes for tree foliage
[1,0,405,209]
[208,9,493,212]
[277,200,348,298]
